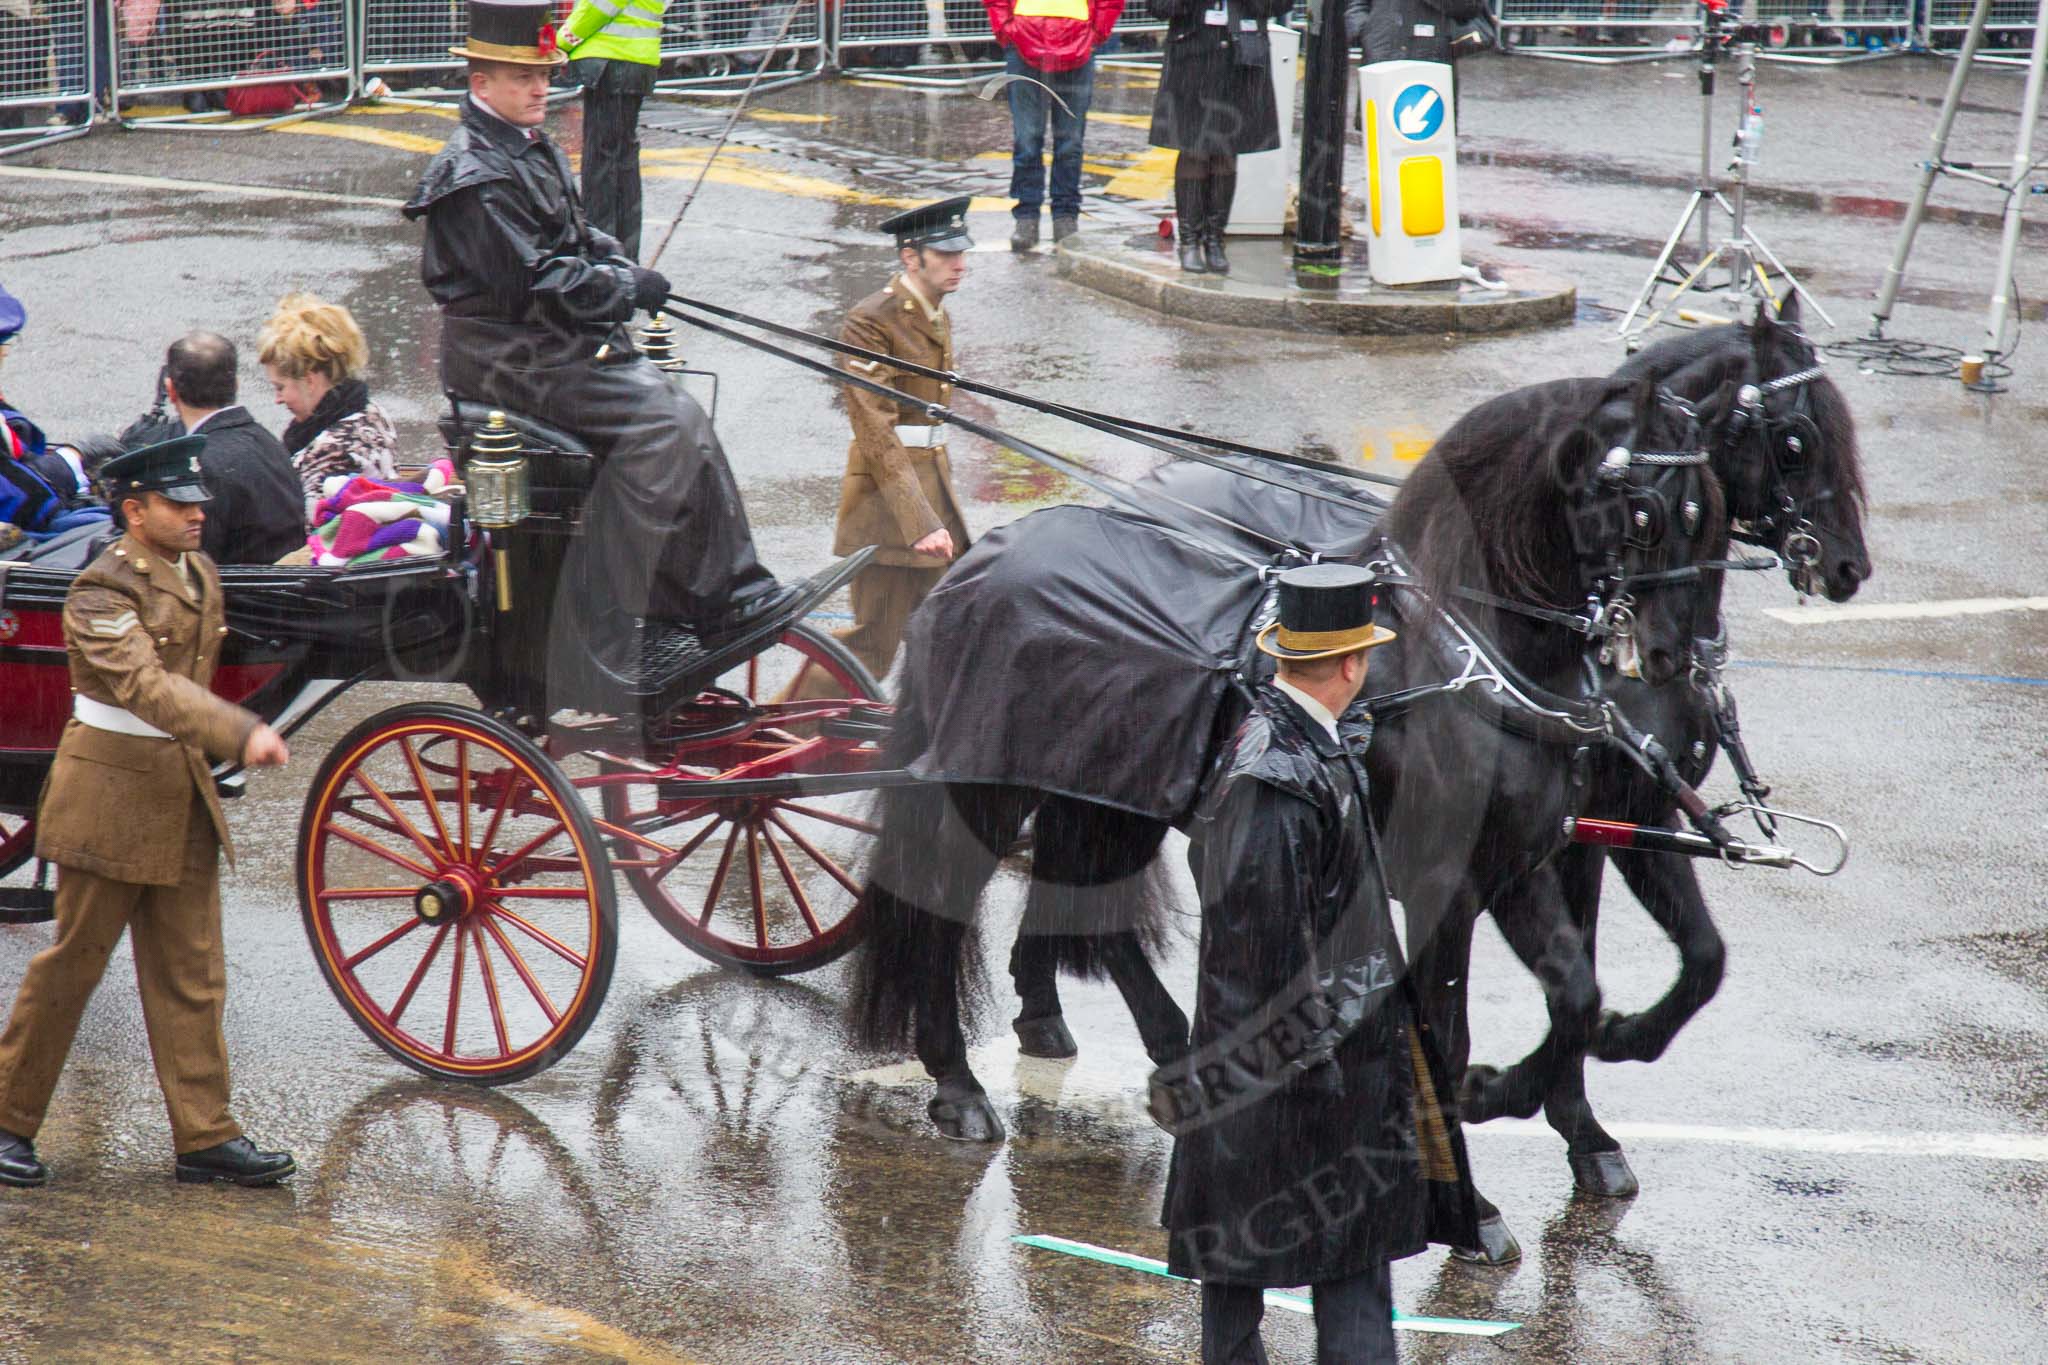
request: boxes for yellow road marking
[347,101,461,120]
[746,108,831,123]
[1088,110,1152,128]
[275,120,446,154]
[1101,145,1176,201]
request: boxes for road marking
[1761,595,2048,625]
[1101,145,1177,202]
[1728,659,2048,688]
[1474,1119,2048,1163]
[1014,1236,1521,1336]
[0,162,405,208]
[274,120,446,154]
[746,108,831,123]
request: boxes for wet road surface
[2,51,2047,1364]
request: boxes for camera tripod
[1617,0,1832,347]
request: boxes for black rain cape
[896,459,1389,823]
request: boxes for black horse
[849,375,1726,1215]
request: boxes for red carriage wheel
[600,624,885,978]
[299,703,617,1084]
[0,814,33,880]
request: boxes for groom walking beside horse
[1151,565,1476,1365]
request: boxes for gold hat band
[1275,624,1380,651]
[453,38,567,64]
[1255,621,1399,661]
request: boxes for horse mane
[1383,376,1625,609]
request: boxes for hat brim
[452,43,568,65]
[1256,621,1397,661]
[905,229,975,253]
[156,480,215,505]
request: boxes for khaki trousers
[0,804,240,1154]
[789,562,945,700]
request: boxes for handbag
[1451,11,1498,52]
[1231,23,1271,67]
[223,51,319,117]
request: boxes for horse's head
[1554,378,1726,687]
[1697,297,1872,601]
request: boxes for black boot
[175,1136,296,1187]
[1204,171,1237,274]
[0,1129,47,1187]
[1174,176,1209,274]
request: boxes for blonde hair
[257,292,369,383]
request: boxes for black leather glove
[631,266,672,315]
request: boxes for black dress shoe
[175,1136,295,1187]
[0,1129,47,1188]
[1178,238,1209,274]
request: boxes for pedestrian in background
[1146,0,1292,275]
[1363,0,1488,112]
[986,0,1123,251]
[0,437,295,1191]
[562,0,669,259]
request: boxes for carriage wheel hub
[415,875,475,925]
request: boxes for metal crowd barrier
[359,0,468,95]
[1493,0,1913,63]
[832,0,1005,82]
[0,0,97,158]
[1924,0,2039,62]
[652,0,828,96]
[113,0,356,128]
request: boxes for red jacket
[986,0,1123,73]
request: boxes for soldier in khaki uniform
[0,436,295,1190]
[794,197,976,697]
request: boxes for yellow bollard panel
[1359,60,1461,286]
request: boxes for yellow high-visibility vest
[563,0,668,66]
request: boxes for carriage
[0,342,902,1086]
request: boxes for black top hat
[101,434,213,506]
[879,195,976,253]
[451,0,567,65]
[1256,563,1397,661]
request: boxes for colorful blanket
[305,461,459,568]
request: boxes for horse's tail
[849,665,998,1052]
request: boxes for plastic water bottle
[1736,106,1764,165]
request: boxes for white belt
[74,695,172,740]
[894,424,946,449]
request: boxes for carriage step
[0,887,55,925]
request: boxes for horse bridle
[1566,429,1715,666]
[1723,361,1831,594]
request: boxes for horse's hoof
[1013,1014,1078,1060]
[1569,1148,1640,1199]
[1449,1214,1522,1267]
[928,1091,1007,1143]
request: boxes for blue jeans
[1006,50,1095,220]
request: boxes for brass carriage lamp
[466,411,531,613]
[636,316,687,375]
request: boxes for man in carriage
[402,0,831,686]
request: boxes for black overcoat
[187,407,306,567]
[1363,0,1486,65]
[1158,685,1477,1287]
[402,100,774,632]
[1146,0,1294,157]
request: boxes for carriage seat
[439,400,595,523]
[0,519,118,570]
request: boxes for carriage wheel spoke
[345,916,424,970]
[476,765,528,868]
[488,905,588,970]
[444,922,468,1057]
[480,913,560,1025]
[319,886,422,901]
[390,921,453,1029]
[401,736,457,860]
[471,923,512,1058]
[760,823,823,939]
[325,823,436,880]
[352,767,446,869]
[746,823,768,950]
[489,821,567,883]
[456,740,472,860]
[698,821,743,927]
[765,811,862,897]
[778,802,882,837]
[594,810,715,861]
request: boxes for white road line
[1762,595,2048,625]
[0,163,406,209]
[1472,1119,2048,1163]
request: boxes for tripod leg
[1872,0,1991,331]
[1984,0,2048,361]
[1741,223,1836,327]
[1618,191,1711,338]
[1634,245,1725,338]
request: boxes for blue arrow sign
[1392,83,1445,141]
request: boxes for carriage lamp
[636,315,687,375]
[466,411,531,613]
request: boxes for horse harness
[1723,362,1831,593]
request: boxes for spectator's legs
[1205,150,1237,271]
[1199,1282,1271,1364]
[1310,1260,1397,1365]
[1174,149,1210,272]
[577,58,649,260]
[1005,49,1050,225]
[1046,56,1095,223]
